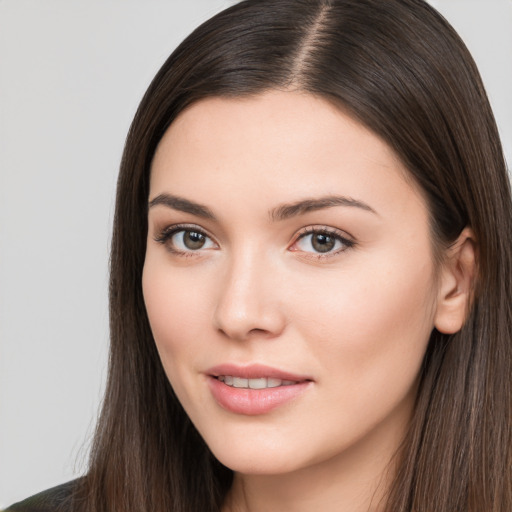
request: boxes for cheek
[141,257,221,419]
[142,258,210,372]
[294,249,437,388]
[280,256,436,453]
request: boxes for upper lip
[207,363,312,382]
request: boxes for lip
[206,364,313,415]
[207,363,312,381]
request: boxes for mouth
[207,364,313,415]
[208,363,311,382]
[216,376,299,389]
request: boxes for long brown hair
[72,1,512,510]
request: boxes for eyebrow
[148,193,216,219]
[148,193,377,221]
[270,195,378,221]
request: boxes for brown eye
[293,229,354,256]
[182,231,206,250]
[311,233,336,253]
[157,228,216,253]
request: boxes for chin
[214,452,302,476]
[205,434,308,475]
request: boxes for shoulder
[4,480,79,512]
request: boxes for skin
[142,91,473,512]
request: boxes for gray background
[1,0,510,506]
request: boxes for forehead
[153,91,400,171]
[150,91,426,224]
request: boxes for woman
[7,0,511,510]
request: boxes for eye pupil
[184,231,206,250]
[312,233,335,253]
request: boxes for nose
[212,248,287,341]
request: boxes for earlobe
[434,227,478,334]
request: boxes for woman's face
[143,91,440,476]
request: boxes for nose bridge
[213,243,285,340]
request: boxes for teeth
[233,377,248,388]
[249,378,267,389]
[267,378,282,388]
[217,376,298,389]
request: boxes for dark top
[4,481,77,512]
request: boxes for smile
[207,365,312,415]
[217,376,297,389]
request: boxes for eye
[291,228,354,256]
[172,230,215,251]
[155,225,217,254]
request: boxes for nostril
[248,328,269,336]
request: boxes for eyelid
[289,225,356,258]
[154,223,219,254]
[153,222,355,259]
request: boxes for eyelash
[154,224,216,257]
[292,226,355,259]
[153,224,355,259]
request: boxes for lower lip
[208,376,311,415]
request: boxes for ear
[434,227,478,334]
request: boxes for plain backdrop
[0,0,510,506]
